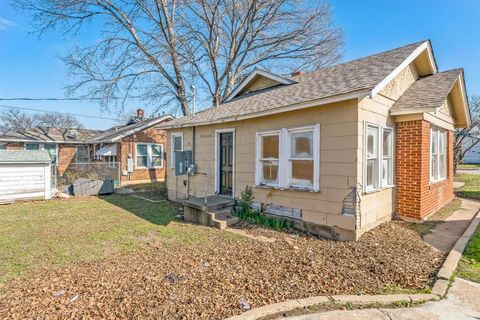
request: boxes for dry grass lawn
[0,195,444,319]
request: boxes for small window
[76,145,90,163]
[431,128,447,181]
[171,133,183,168]
[136,144,148,168]
[259,133,280,185]
[25,143,39,150]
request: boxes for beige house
[160,40,470,241]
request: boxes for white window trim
[214,128,236,196]
[430,127,447,183]
[363,122,395,193]
[135,143,164,169]
[25,143,59,164]
[255,124,320,192]
[170,132,184,168]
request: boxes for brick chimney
[291,71,302,77]
[136,108,145,119]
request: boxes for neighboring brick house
[161,40,470,240]
[0,110,172,185]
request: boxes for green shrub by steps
[235,186,293,231]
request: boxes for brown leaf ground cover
[0,220,444,319]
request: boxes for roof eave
[161,89,371,129]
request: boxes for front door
[219,132,233,196]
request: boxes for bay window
[364,123,394,192]
[136,143,164,169]
[430,128,446,181]
[256,124,319,191]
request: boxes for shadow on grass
[99,193,177,226]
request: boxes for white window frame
[135,143,164,169]
[363,122,394,193]
[170,132,184,168]
[255,124,320,192]
[430,127,447,182]
[25,143,58,164]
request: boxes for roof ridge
[291,40,428,79]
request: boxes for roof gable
[224,69,296,102]
[390,69,470,128]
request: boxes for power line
[0,104,122,121]
[0,96,142,101]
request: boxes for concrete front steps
[182,195,239,230]
[209,209,239,230]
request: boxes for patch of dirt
[0,222,444,320]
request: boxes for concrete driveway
[284,278,480,320]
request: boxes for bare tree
[15,0,343,115]
[0,109,35,134]
[0,109,83,139]
[454,95,480,173]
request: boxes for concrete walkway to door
[423,198,479,253]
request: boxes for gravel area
[0,222,444,319]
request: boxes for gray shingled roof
[161,41,427,128]
[92,115,173,142]
[0,127,103,143]
[0,115,173,144]
[390,69,463,115]
[0,150,52,163]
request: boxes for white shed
[0,150,53,203]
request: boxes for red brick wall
[3,142,24,150]
[395,120,454,219]
[119,128,167,184]
[58,144,77,175]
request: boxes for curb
[225,201,480,320]
[225,294,439,320]
[432,204,480,296]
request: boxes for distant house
[461,135,480,164]
[160,40,470,241]
[0,109,172,185]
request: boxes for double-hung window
[430,127,447,181]
[256,124,319,191]
[171,133,183,168]
[136,143,164,169]
[364,123,394,192]
[258,132,280,186]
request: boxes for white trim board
[214,128,236,196]
[371,41,437,98]
[224,68,297,102]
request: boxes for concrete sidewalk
[284,278,480,320]
[423,198,479,252]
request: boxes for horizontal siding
[167,100,359,231]
[0,164,50,202]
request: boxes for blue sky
[0,0,479,129]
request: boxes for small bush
[235,186,293,231]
